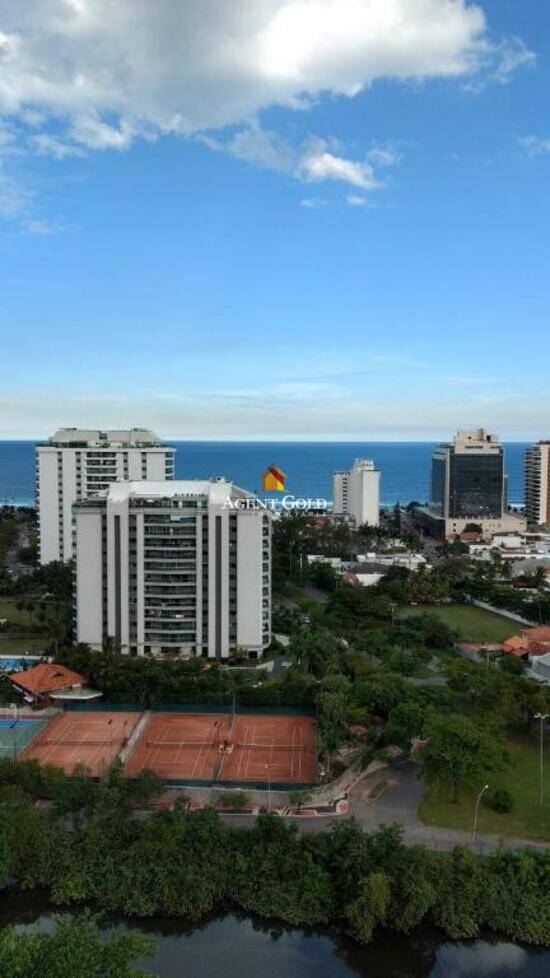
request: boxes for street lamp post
[472,783,490,847]
[534,713,549,808]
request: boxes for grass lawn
[0,636,48,653]
[418,735,550,842]
[400,603,518,644]
[0,596,46,630]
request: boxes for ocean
[0,440,529,508]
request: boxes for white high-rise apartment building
[332,458,380,526]
[36,429,175,564]
[74,479,271,659]
[525,441,550,527]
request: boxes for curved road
[222,761,550,854]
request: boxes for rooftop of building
[77,478,254,507]
[41,428,165,447]
[9,662,86,696]
[434,428,502,453]
[333,457,379,474]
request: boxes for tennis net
[235,742,311,752]
[42,738,119,747]
[145,739,310,752]
[145,739,217,749]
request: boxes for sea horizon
[0,439,530,509]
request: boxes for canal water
[1,892,549,977]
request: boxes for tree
[445,659,517,724]
[421,714,505,802]
[289,627,341,677]
[316,675,351,773]
[346,871,391,943]
[0,916,155,978]
[384,699,429,745]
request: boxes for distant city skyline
[1,1,549,440]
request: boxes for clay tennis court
[20,710,140,777]
[125,712,318,786]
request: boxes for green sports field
[400,603,518,643]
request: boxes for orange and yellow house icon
[262,463,286,491]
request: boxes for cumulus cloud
[346,194,368,206]
[298,142,379,189]
[0,0,524,154]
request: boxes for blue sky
[0,0,549,440]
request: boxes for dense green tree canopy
[421,714,506,802]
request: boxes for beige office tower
[74,479,271,659]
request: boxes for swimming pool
[0,656,42,672]
[0,717,40,728]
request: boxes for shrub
[218,790,250,810]
[486,788,514,814]
[289,789,311,808]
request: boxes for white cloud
[0,164,30,217]
[519,135,550,157]
[198,126,294,173]
[30,133,85,159]
[492,36,536,84]
[298,143,379,189]
[20,218,64,234]
[203,128,395,192]
[299,196,326,208]
[366,147,400,167]
[0,0,516,150]
[346,193,368,206]
[68,113,145,150]
[464,36,535,91]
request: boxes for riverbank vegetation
[0,758,548,947]
[0,915,154,978]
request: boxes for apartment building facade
[36,428,175,564]
[525,441,550,527]
[332,458,380,526]
[74,479,271,659]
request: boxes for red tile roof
[502,635,528,655]
[9,662,85,696]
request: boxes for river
[1,892,549,977]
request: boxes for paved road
[220,761,550,854]
[349,761,550,853]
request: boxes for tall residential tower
[525,441,550,527]
[332,458,380,526]
[36,428,175,564]
[74,479,271,659]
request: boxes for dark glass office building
[429,430,505,520]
